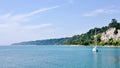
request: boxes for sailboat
[92,46,98,52]
[92,29,98,52]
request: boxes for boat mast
[95,29,97,46]
[92,28,98,52]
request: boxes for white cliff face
[101,28,120,41]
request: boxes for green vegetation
[63,27,108,45]
[64,19,120,46]
[12,19,120,46]
[109,19,120,34]
[12,38,69,45]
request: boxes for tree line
[12,19,120,46]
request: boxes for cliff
[101,28,120,41]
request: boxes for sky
[0,0,120,45]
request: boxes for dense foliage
[12,19,120,46]
[63,27,108,45]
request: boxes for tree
[109,19,118,28]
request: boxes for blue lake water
[0,45,120,68]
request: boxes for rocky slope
[101,28,120,41]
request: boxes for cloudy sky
[0,0,120,45]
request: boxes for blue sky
[0,0,120,45]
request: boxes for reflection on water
[93,52,98,68]
[92,47,120,68]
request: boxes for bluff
[12,19,120,46]
[64,19,120,46]
[101,28,120,41]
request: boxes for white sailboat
[92,46,98,52]
[92,29,98,52]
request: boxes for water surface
[0,45,120,68]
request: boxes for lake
[0,45,120,68]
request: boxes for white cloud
[0,23,19,29]
[0,13,11,20]
[83,8,118,17]
[10,6,59,22]
[23,24,52,30]
[0,6,59,44]
[25,6,59,17]
[0,6,59,28]
[7,6,59,22]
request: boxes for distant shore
[102,45,120,47]
[63,45,120,47]
[11,44,120,47]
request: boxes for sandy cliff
[101,28,120,41]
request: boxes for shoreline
[101,45,120,47]
[63,45,120,47]
[9,44,120,47]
